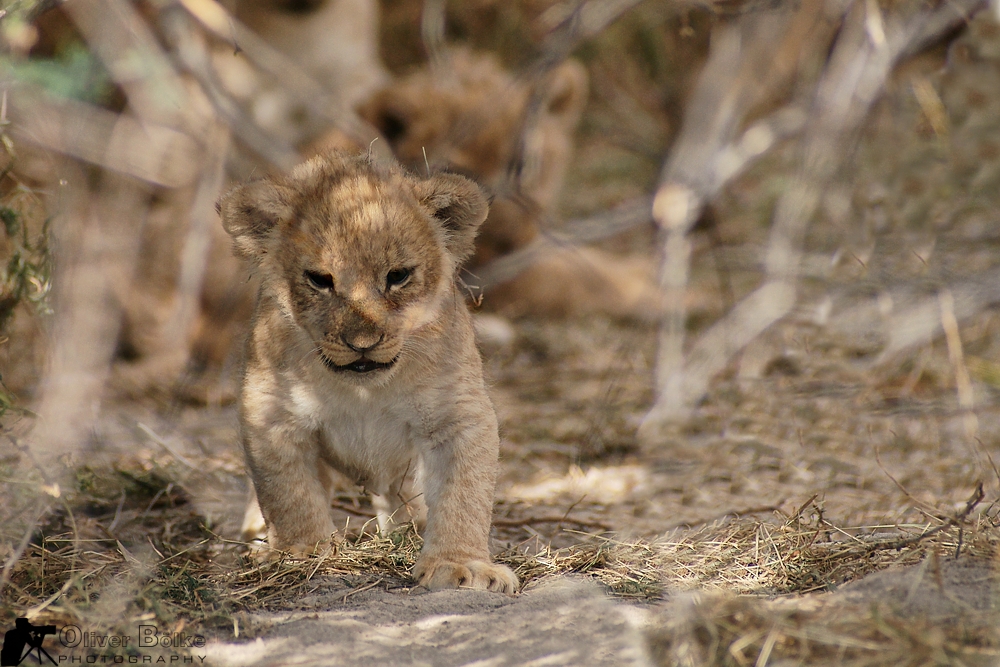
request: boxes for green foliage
[4,43,114,105]
[0,206,19,237]
[0,194,52,420]
[0,204,51,331]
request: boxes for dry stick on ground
[640,0,988,435]
[882,482,984,552]
[491,516,611,530]
[940,289,980,444]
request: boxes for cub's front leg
[241,411,336,557]
[413,392,518,594]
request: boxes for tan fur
[357,49,658,320]
[219,151,517,593]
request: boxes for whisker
[297,343,323,365]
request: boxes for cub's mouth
[320,353,398,374]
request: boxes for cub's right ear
[217,180,294,261]
[413,172,489,266]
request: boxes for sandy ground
[196,558,997,667]
[203,577,651,667]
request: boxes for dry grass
[4,458,997,649]
[646,588,1000,667]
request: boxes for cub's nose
[341,332,384,353]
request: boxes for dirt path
[203,577,651,667]
[198,557,998,667]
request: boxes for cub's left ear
[414,173,489,265]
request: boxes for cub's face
[285,180,445,375]
[218,153,488,380]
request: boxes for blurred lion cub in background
[348,48,659,321]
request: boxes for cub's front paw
[413,555,519,594]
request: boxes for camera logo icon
[1,618,57,666]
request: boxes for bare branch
[641,0,989,434]
[643,2,829,428]
[157,8,300,170]
[172,0,387,155]
[162,122,230,351]
[470,197,653,289]
[421,0,448,72]
[30,171,149,462]
[7,87,201,188]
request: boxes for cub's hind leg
[372,460,428,534]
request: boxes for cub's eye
[386,268,412,289]
[304,270,334,291]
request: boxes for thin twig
[492,515,611,530]
[873,483,984,553]
[138,422,198,469]
[158,8,299,170]
[873,443,946,518]
[340,577,384,603]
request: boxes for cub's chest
[287,380,420,482]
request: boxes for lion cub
[218,151,518,593]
